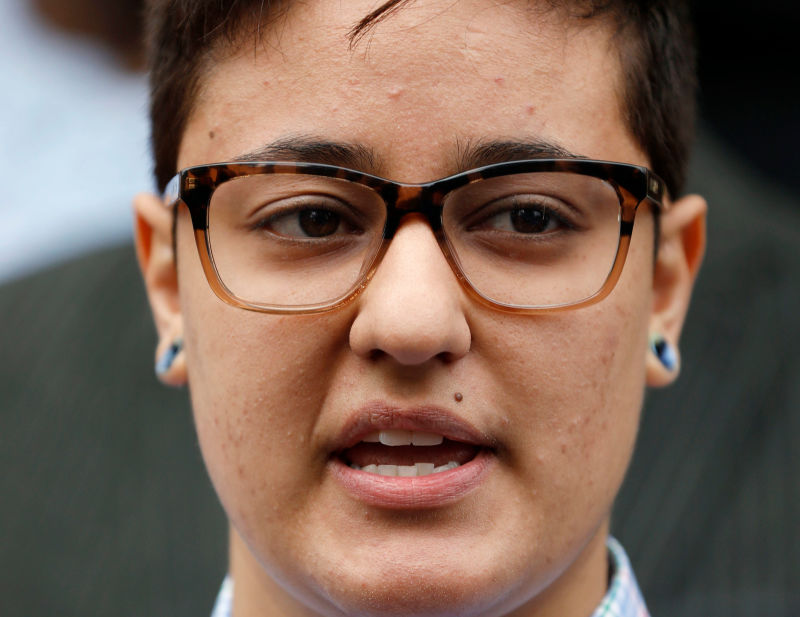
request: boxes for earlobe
[133,192,187,386]
[646,193,707,387]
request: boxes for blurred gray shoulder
[0,245,226,617]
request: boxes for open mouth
[329,405,494,507]
[339,429,481,477]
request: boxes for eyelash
[465,195,579,235]
[248,198,362,240]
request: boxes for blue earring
[155,338,183,376]
[649,334,677,371]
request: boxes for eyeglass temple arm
[646,171,667,210]
[161,173,181,208]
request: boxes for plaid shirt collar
[211,537,648,617]
[592,537,650,617]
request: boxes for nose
[349,215,471,365]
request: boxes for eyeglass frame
[162,158,666,315]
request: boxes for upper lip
[331,400,495,453]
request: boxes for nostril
[350,304,472,365]
[366,347,461,366]
[367,348,385,361]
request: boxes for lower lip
[329,450,493,509]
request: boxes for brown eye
[509,207,554,234]
[477,204,563,235]
[298,209,340,237]
[259,200,357,239]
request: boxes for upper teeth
[362,429,444,446]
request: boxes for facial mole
[208,130,215,139]
[454,392,463,403]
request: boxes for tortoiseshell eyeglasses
[162,159,665,314]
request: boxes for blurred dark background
[693,1,799,194]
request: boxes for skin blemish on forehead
[494,76,504,86]
[387,85,403,99]
[207,125,222,140]
[525,104,535,115]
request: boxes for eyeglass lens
[206,171,622,309]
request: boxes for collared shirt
[592,537,650,617]
[211,536,648,617]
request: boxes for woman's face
[150,1,697,615]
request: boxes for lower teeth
[349,461,460,476]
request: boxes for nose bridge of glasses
[383,184,442,239]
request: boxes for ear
[646,193,707,387]
[134,192,187,386]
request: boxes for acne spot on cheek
[525,104,535,115]
[225,414,245,447]
[494,76,505,86]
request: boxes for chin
[297,538,537,617]
[313,568,512,617]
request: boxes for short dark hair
[145,0,696,197]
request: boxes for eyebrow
[233,135,381,172]
[455,138,585,172]
[232,135,585,177]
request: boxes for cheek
[488,311,644,459]
[477,243,653,516]
[175,237,350,536]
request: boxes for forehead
[179,0,643,179]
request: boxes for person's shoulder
[0,244,226,617]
